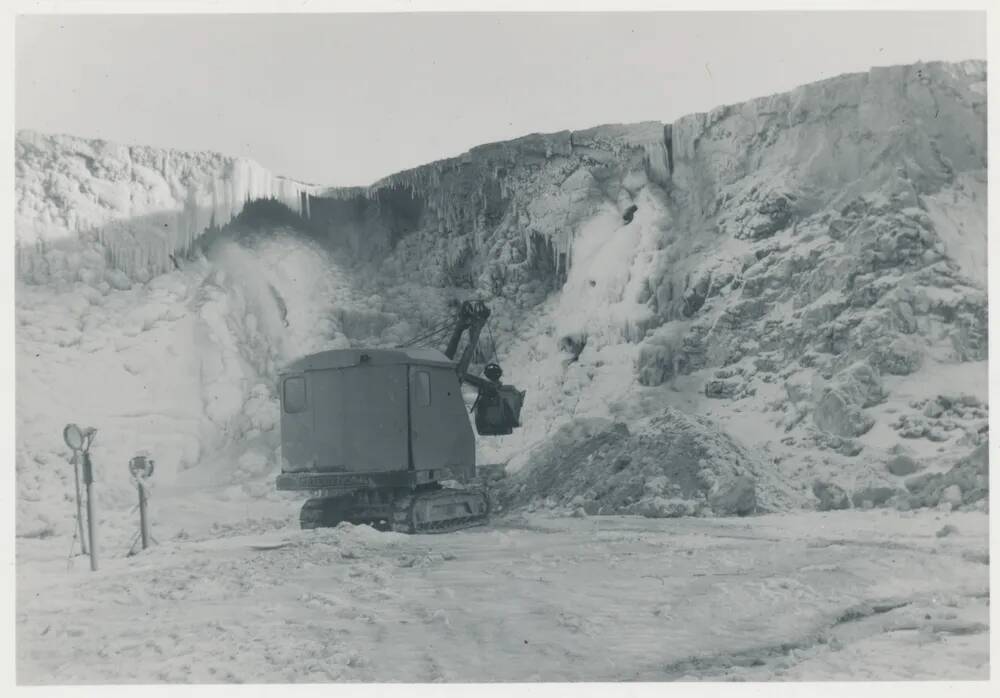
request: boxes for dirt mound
[500,408,795,517]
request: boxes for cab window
[283,376,307,413]
[414,371,431,407]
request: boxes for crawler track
[392,488,490,534]
[300,487,489,534]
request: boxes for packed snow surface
[16,508,988,682]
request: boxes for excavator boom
[443,300,525,436]
[444,300,490,375]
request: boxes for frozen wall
[13,60,988,526]
[314,60,987,491]
[307,121,671,271]
[15,130,321,283]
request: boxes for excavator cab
[277,298,526,533]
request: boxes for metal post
[138,481,149,551]
[82,451,98,571]
[72,453,88,555]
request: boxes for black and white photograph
[6,1,993,687]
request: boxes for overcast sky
[16,12,986,186]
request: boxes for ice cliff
[15,130,319,284]
[304,59,987,511]
[14,60,989,535]
[310,60,985,307]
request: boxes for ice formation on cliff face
[318,60,987,512]
[15,130,319,285]
[14,60,989,536]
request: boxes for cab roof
[282,347,456,374]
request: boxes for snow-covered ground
[16,507,988,683]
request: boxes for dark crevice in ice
[663,123,674,176]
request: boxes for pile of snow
[500,408,800,517]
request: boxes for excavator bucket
[474,384,525,436]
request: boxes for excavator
[275,300,525,533]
